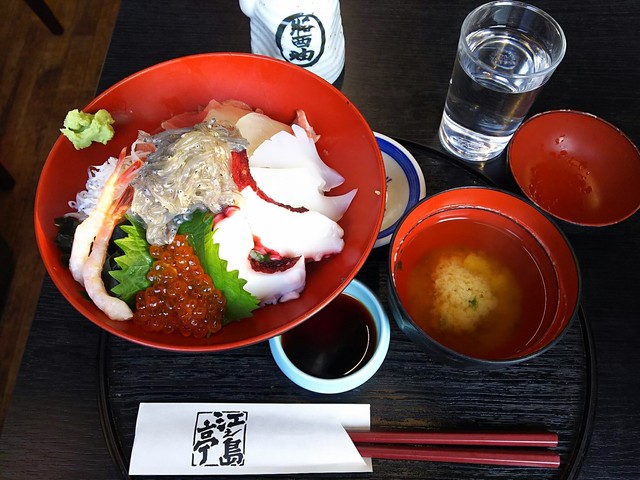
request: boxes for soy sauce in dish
[281,293,377,379]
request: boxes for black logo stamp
[192,410,248,467]
[276,13,326,67]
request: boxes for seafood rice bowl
[35,53,386,351]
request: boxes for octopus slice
[238,186,344,261]
[214,208,306,305]
[250,166,356,222]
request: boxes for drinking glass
[438,1,566,162]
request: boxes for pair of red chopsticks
[348,431,560,469]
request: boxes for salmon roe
[132,234,226,338]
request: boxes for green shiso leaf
[109,216,153,304]
[178,210,259,323]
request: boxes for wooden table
[2,1,639,479]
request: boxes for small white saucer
[374,132,427,248]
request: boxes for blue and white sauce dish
[374,132,427,248]
[269,279,390,394]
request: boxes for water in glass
[440,27,553,162]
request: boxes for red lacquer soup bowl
[34,53,386,352]
[388,187,580,368]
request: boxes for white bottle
[239,0,345,85]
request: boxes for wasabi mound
[61,109,114,150]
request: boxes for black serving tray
[98,142,595,480]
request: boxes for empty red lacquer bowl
[508,110,640,227]
[388,187,581,368]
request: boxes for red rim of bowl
[388,186,581,365]
[34,53,386,352]
[508,109,640,227]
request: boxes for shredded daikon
[69,156,119,218]
[69,137,150,219]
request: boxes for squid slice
[235,112,292,157]
[248,124,344,191]
[238,186,344,261]
[214,209,306,305]
[250,166,357,222]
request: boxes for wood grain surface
[0,0,119,431]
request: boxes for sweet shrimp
[82,187,135,320]
[69,148,143,320]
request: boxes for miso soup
[394,214,555,359]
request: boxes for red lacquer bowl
[34,53,385,352]
[508,110,640,227]
[388,187,580,367]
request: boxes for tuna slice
[203,98,254,126]
[161,99,254,131]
